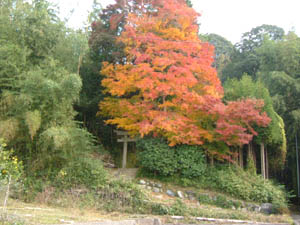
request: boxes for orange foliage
[99,0,270,147]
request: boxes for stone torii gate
[114,130,137,169]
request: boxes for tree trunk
[248,142,257,168]
[210,156,214,166]
[265,147,269,179]
[239,147,244,168]
[260,142,265,179]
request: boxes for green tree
[224,75,286,176]
[0,0,100,180]
[236,24,284,53]
[256,32,300,190]
[222,25,284,83]
[200,33,233,79]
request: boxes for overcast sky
[51,0,300,44]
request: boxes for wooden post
[122,135,128,169]
[115,130,137,169]
[265,147,269,179]
[260,142,265,179]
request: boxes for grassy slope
[0,194,293,225]
[0,168,294,225]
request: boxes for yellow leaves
[106,118,140,135]
[99,98,124,117]
[58,169,67,177]
[160,27,185,40]
[152,57,174,72]
[101,63,140,96]
[158,100,176,111]
[178,17,191,31]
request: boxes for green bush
[55,154,108,190]
[176,145,206,178]
[200,165,289,210]
[137,137,206,178]
[137,138,178,176]
[0,139,23,183]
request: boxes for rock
[149,181,155,187]
[139,185,146,189]
[254,205,261,213]
[260,203,273,214]
[186,190,196,196]
[166,189,176,197]
[139,180,146,185]
[155,183,162,188]
[153,187,160,193]
[186,191,196,200]
[246,203,255,210]
[177,191,184,199]
[188,195,196,201]
[247,203,261,212]
[146,186,152,190]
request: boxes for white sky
[52,0,300,44]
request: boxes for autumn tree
[99,0,270,154]
[100,0,224,146]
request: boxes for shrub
[55,153,108,190]
[176,145,206,178]
[198,194,212,204]
[137,138,178,176]
[137,137,206,178]
[200,165,289,210]
[0,139,23,183]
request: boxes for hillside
[0,166,293,225]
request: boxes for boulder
[260,203,273,214]
[177,191,184,199]
[153,187,160,193]
[139,180,146,185]
[154,183,162,188]
[166,189,176,197]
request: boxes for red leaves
[99,0,271,151]
[213,99,271,146]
